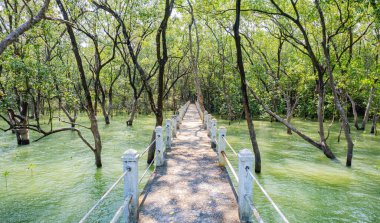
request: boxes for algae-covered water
[218,118,380,223]
[0,114,379,222]
[0,114,156,222]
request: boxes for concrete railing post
[176,113,180,130]
[238,149,254,222]
[186,101,190,113]
[207,115,212,136]
[211,119,217,149]
[122,149,139,223]
[203,111,208,128]
[172,115,177,138]
[155,126,164,167]
[217,127,227,166]
[181,107,185,119]
[178,109,182,122]
[165,120,171,150]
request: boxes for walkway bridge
[79,102,288,223]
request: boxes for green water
[218,118,380,223]
[0,114,156,222]
[0,114,379,222]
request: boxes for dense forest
[0,0,379,172]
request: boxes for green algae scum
[1,115,379,222]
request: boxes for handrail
[221,151,239,183]
[140,138,157,157]
[222,136,238,157]
[79,170,128,223]
[246,168,289,223]
[83,102,191,223]
[244,195,264,223]
[109,195,132,223]
[138,159,155,185]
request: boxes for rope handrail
[221,151,239,183]
[79,170,128,223]
[109,195,132,223]
[140,138,157,157]
[244,195,264,223]
[246,168,289,223]
[138,159,155,185]
[222,136,238,157]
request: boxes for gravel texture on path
[138,104,240,223]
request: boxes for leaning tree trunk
[285,91,298,135]
[0,0,50,55]
[247,83,336,159]
[361,85,375,130]
[324,46,354,166]
[347,93,360,130]
[234,0,261,173]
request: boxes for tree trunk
[57,0,102,167]
[8,102,30,145]
[17,102,30,145]
[320,23,354,166]
[361,85,375,130]
[316,76,334,158]
[92,120,102,167]
[0,0,51,55]
[246,83,336,159]
[187,0,205,116]
[100,101,110,125]
[146,0,174,164]
[234,0,261,173]
[328,65,354,167]
[127,99,138,126]
[60,104,78,128]
[347,93,360,130]
[371,110,377,134]
[285,91,298,135]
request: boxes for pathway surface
[138,104,239,223]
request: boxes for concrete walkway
[138,104,239,223]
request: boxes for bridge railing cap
[155,126,163,131]
[122,149,139,161]
[238,149,254,160]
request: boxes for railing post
[176,113,180,130]
[217,127,227,166]
[122,149,139,223]
[172,115,177,138]
[211,118,217,149]
[203,111,208,129]
[238,149,254,222]
[165,119,171,150]
[155,126,164,167]
[181,107,185,120]
[207,115,212,136]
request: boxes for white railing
[246,169,289,223]
[109,195,132,223]
[79,102,190,223]
[79,170,128,223]
[212,123,289,223]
